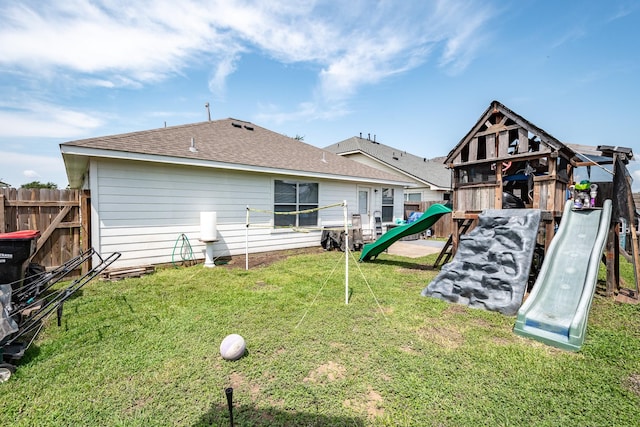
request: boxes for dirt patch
[399,344,419,355]
[417,323,465,349]
[491,336,516,346]
[444,303,468,315]
[303,361,346,384]
[223,247,325,269]
[374,305,394,316]
[229,372,261,401]
[123,395,152,415]
[251,280,282,292]
[624,373,640,396]
[343,387,384,419]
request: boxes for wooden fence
[0,188,90,274]
[403,201,452,238]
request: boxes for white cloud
[255,100,351,125]
[606,3,638,23]
[550,26,587,50]
[0,0,232,85]
[0,0,497,102]
[208,53,242,99]
[23,170,41,179]
[436,2,494,74]
[0,101,103,138]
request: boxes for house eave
[341,151,451,190]
[60,146,412,187]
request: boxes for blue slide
[513,199,612,351]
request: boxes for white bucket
[200,211,217,242]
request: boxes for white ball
[220,334,246,361]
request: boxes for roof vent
[232,122,242,128]
[244,125,254,131]
[189,137,198,153]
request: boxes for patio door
[358,187,372,238]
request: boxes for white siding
[404,187,448,202]
[343,154,445,204]
[90,158,399,268]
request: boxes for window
[456,164,496,185]
[381,188,394,222]
[274,180,318,227]
[405,192,421,202]
[477,136,487,160]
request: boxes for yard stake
[225,387,234,427]
[344,200,348,305]
[245,205,249,271]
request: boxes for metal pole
[225,387,234,427]
[344,200,349,304]
[245,206,249,271]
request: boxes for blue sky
[1,0,639,190]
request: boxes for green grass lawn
[2,250,639,426]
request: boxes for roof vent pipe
[189,137,198,153]
[374,134,376,142]
[368,133,370,140]
[205,102,211,121]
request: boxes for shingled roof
[444,100,579,165]
[60,119,409,188]
[324,136,451,190]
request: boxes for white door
[358,188,372,238]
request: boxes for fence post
[0,194,5,233]
[80,190,91,274]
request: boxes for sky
[1,0,639,190]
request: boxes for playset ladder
[374,212,383,238]
[433,218,474,268]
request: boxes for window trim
[273,179,319,227]
[381,187,394,222]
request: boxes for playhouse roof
[445,100,579,166]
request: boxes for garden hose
[172,233,195,267]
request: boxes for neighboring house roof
[60,119,410,188]
[324,136,451,190]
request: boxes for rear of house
[61,119,410,268]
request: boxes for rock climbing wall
[422,209,541,315]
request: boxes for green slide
[359,203,451,262]
[513,199,612,351]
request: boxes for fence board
[1,188,88,276]
[0,194,4,233]
[404,201,452,238]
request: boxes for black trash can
[0,230,41,290]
